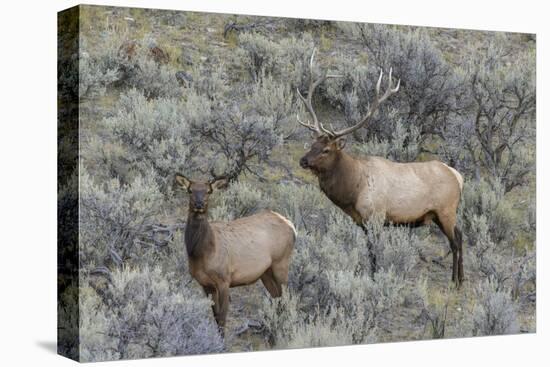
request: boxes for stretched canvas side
[57,5,81,362]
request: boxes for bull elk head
[297,49,400,173]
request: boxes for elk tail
[271,211,297,240]
[443,163,464,192]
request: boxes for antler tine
[391,75,401,93]
[330,67,400,139]
[295,47,326,136]
[387,68,401,93]
[296,112,318,133]
[296,85,322,135]
[375,69,383,99]
[394,79,401,92]
[296,88,307,105]
[309,48,317,75]
[378,67,400,104]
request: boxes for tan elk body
[315,151,463,226]
[175,175,295,333]
[297,49,465,286]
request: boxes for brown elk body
[296,49,464,286]
[175,174,296,333]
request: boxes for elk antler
[296,48,341,136]
[296,48,400,140]
[328,68,400,139]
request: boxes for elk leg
[272,260,290,287]
[261,268,282,298]
[203,286,217,318]
[360,224,377,277]
[215,284,230,337]
[211,287,222,324]
[451,244,459,288]
[368,244,377,278]
[454,227,464,285]
[434,215,459,288]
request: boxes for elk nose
[195,202,204,209]
[299,157,309,168]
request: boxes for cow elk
[296,49,465,287]
[175,174,296,335]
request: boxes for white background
[0,0,547,365]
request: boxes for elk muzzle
[191,199,207,213]
[299,156,310,169]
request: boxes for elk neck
[185,208,216,258]
[318,150,363,209]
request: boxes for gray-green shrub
[237,32,281,82]
[461,179,516,244]
[80,168,163,270]
[462,39,535,193]
[102,88,193,189]
[363,215,422,277]
[356,113,421,161]
[336,24,462,143]
[80,266,223,362]
[472,280,519,336]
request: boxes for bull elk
[175,174,296,334]
[296,49,465,287]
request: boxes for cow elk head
[175,174,228,214]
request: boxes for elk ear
[210,177,229,191]
[175,173,191,189]
[336,137,347,150]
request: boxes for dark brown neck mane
[185,210,214,258]
[318,150,363,210]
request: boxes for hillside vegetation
[59,5,535,361]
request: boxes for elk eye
[322,148,330,154]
